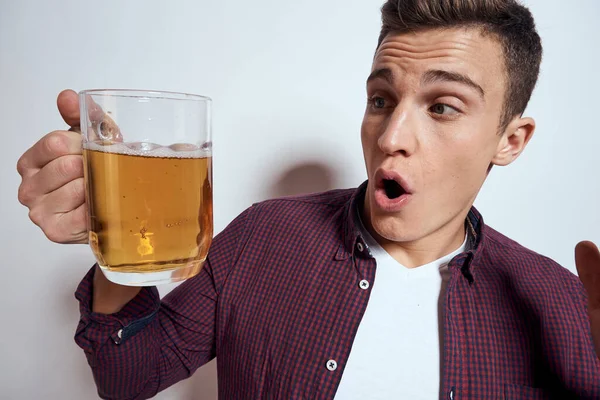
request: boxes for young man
[16,0,600,399]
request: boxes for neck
[361,205,469,269]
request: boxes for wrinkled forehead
[373,28,506,95]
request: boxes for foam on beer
[85,141,210,158]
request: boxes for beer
[83,142,213,276]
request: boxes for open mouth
[382,178,406,199]
[373,169,413,211]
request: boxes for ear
[491,117,536,167]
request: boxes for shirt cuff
[74,265,160,364]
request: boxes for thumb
[576,241,600,310]
[575,241,600,359]
[57,89,80,127]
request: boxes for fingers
[19,155,84,202]
[58,89,120,140]
[55,203,89,244]
[41,177,86,213]
[17,130,82,176]
[25,178,85,222]
[95,113,123,142]
[575,241,600,310]
[16,88,92,245]
[575,241,600,360]
[31,202,89,244]
[57,89,80,127]
[78,92,105,121]
[17,133,87,244]
[26,179,88,244]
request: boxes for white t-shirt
[334,217,467,400]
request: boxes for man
[16,0,600,399]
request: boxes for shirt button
[359,280,370,290]
[356,242,364,252]
[326,359,338,371]
[448,387,455,400]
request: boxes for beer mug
[79,90,212,286]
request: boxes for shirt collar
[335,181,369,261]
[339,180,485,282]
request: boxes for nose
[377,105,417,157]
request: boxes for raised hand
[17,90,88,244]
[575,241,600,359]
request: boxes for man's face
[361,27,533,246]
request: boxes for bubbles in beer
[166,218,190,228]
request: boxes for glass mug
[79,89,213,286]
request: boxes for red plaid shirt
[75,183,600,399]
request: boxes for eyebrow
[366,68,394,85]
[421,69,485,98]
[367,67,486,99]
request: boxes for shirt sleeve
[73,206,254,400]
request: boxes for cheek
[423,137,494,191]
[459,155,495,194]
[360,120,376,161]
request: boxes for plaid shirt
[74,182,600,399]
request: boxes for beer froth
[84,141,211,159]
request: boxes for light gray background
[1,0,598,398]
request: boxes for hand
[575,241,600,360]
[17,89,88,244]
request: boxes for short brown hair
[378,0,543,130]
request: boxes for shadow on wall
[268,161,339,199]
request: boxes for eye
[429,103,459,115]
[374,97,386,109]
[368,96,389,110]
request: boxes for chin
[367,210,424,244]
